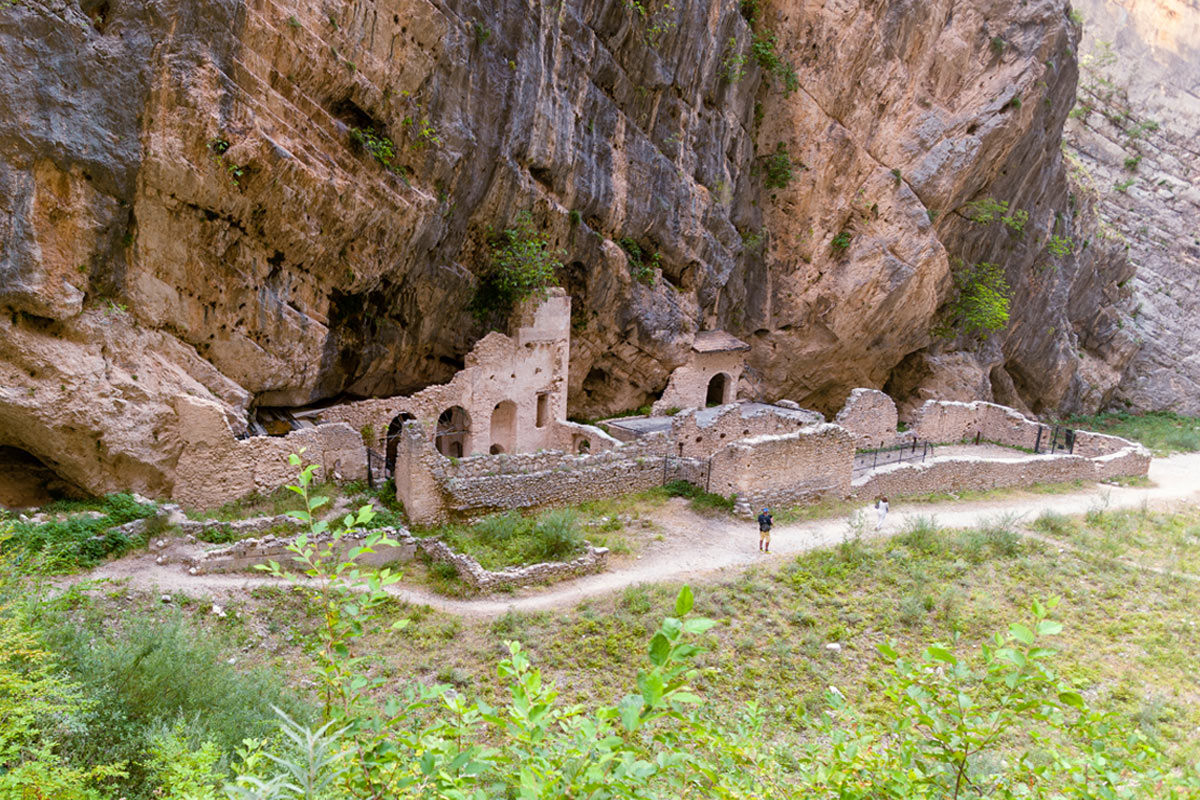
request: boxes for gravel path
[81,453,1200,617]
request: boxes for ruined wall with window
[317,290,574,463]
[652,331,749,414]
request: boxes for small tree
[942,261,1011,339]
[471,211,562,318]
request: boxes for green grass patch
[420,508,585,570]
[1063,410,1200,456]
[662,480,735,515]
[2,493,157,572]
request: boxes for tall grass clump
[434,508,587,570]
[38,612,311,798]
[663,479,736,514]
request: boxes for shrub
[763,142,794,189]
[964,196,1028,234]
[350,127,400,171]
[720,36,747,82]
[898,515,941,555]
[4,493,157,572]
[619,237,660,286]
[42,614,310,797]
[750,30,799,93]
[830,230,852,253]
[940,261,1011,340]
[471,210,562,317]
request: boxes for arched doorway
[385,412,416,476]
[706,373,731,407]
[435,406,470,458]
[490,401,517,454]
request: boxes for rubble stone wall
[710,424,857,514]
[671,404,822,459]
[835,388,900,449]
[172,396,366,509]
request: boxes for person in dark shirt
[757,507,773,553]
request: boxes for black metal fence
[365,447,389,489]
[1034,425,1075,455]
[853,440,933,475]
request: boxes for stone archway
[435,406,471,458]
[490,401,517,454]
[706,372,731,407]
[385,412,416,475]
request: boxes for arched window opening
[490,400,517,455]
[435,406,471,458]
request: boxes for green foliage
[144,722,223,800]
[0,534,127,796]
[3,493,156,572]
[750,30,799,93]
[624,0,678,46]
[470,18,490,44]
[232,503,1200,800]
[430,508,586,570]
[964,197,1029,233]
[763,142,794,189]
[619,237,661,286]
[472,210,563,317]
[207,136,248,187]
[831,230,852,253]
[891,167,903,185]
[1114,177,1135,193]
[41,610,308,797]
[1047,234,1074,258]
[1061,410,1200,456]
[803,598,1197,799]
[350,126,401,171]
[568,209,582,226]
[1123,154,1142,171]
[720,36,748,82]
[259,454,405,720]
[663,480,736,515]
[740,228,765,253]
[940,261,1011,340]
[990,35,1006,56]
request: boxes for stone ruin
[166,293,1151,529]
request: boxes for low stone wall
[419,539,609,592]
[438,452,668,515]
[910,400,1043,449]
[834,388,900,449]
[183,527,418,574]
[671,403,824,459]
[180,522,608,593]
[852,442,1151,500]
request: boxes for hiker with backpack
[757,507,773,553]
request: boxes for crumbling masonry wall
[834,388,899,449]
[172,395,366,509]
[708,424,857,514]
[670,403,823,459]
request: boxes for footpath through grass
[349,509,1200,763]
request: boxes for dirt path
[82,454,1200,617]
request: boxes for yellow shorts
[759,528,771,543]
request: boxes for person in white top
[875,496,889,530]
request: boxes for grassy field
[1064,410,1200,456]
[74,502,1200,770]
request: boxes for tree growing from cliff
[941,261,1012,340]
[471,211,562,319]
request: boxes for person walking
[875,496,889,531]
[757,507,773,553]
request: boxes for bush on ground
[2,493,156,572]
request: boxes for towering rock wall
[1064,0,1200,414]
[0,0,1138,498]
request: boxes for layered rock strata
[0,0,1141,497]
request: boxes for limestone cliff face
[0,0,1140,497]
[1064,0,1200,414]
